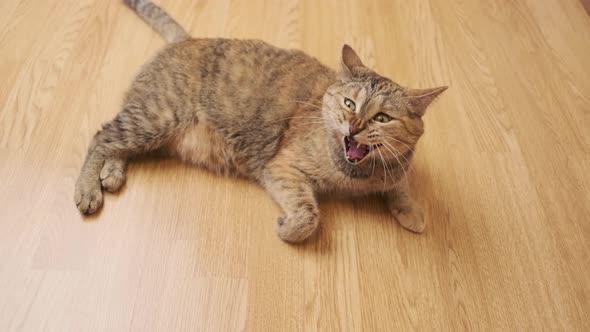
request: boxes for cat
[74,0,447,243]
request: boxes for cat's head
[322,45,447,167]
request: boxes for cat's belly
[169,122,237,176]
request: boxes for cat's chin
[343,136,382,165]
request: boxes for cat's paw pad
[276,215,318,243]
[394,207,426,233]
[100,159,126,193]
[74,181,103,215]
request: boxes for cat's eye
[373,113,392,123]
[344,98,356,111]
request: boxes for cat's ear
[340,44,365,79]
[405,86,448,116]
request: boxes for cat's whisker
[268,115,325,124]
[370,150,377,179]
[384,156,398,192]
[386,159,398,193]
[386,141,415,173]
[287,119,326,126]
[381,136,415,172]
[277,100,323,111]
[381,141,411,193]
[383,135,415,154]
[380,141,409,186]
[282,99,323,107]
[375,146,391,193]
[375,147,386,192]
[380,142,407,174]
[367,141,380,179]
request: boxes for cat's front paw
[393,206,426,233]
[276,214,319,243]
[74,179,103,215]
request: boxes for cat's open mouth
[344,136,382,164]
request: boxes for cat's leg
[75,136,106,214]
[75,104,181,214]
[75,131,131,214]
[384,179,425,233]
[263,165,319,243]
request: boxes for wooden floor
[1,0,589,330]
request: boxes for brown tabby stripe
[74,1,447,242]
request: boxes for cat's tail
[123,0,190,43]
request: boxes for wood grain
[1,0,589,330]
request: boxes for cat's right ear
[340,44,365,80]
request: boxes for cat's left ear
[340,44,365,80]
[405,86,448,116]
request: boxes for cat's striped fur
[75,0,447,242]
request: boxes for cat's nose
[349,125,361,136]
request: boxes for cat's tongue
[346,138,368,161]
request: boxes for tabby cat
[74,0,447,242]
